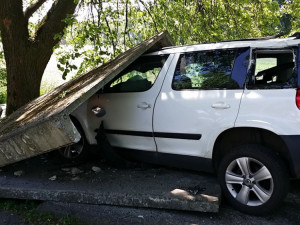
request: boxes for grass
[40,80,56,96]
[0,199,83,225]
[255,58,277,74]
[0,79,58,105]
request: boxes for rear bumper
[280,135,300,178]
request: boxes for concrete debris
[61,168,71,172]
[49,175,57,181]
[92,166,101,173]
[71,167,83,175]
[71,176,81,181]
[13,170,23,177]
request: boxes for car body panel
[235,89,300,135]
[153,50,248,158]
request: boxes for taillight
[296,89,300,109]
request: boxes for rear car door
[153,48,250,158]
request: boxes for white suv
[67,34,300,214]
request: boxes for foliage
[40,80,56,95]
[0,199,83,225]
[0,0,299,96]
[0,86,6,104]
[281,0,300,33]
[0,68,6,104]
[55,0,296,79]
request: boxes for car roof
[145,36,300,55]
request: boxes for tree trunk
[0,0,78,116]
[6,45,51,115]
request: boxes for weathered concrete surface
[0,153,220,213]
[36,193,300,225]
[0,31,174,167]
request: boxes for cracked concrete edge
[0,187,220,213]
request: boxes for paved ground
[36,196,300,225]
[0,152,220,213]
[0,152,299,225]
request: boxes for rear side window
[172,49,240,90]
[104,55,169,93]
[247,49,297,89]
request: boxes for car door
[94,54,173,152]
[153,48,250,158]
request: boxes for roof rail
[161,32,295,50]
[211,32,284,44]
[289,32,300,39]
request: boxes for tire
[95,121,132,168]
[218,144,289,215]
[58,126,89,163]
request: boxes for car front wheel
[58,126,89,162]
[218,144,289,215]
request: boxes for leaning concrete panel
[0,31,174,167]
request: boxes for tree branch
[24,0,48,20]
[105,17,116,56]
[138,0,158,33]
[35,0,78,50]
[124,0,129,46]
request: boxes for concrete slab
[0,31,174,168]
[0,154,220,213]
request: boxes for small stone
[61,168,70,172]
[71,176,80,181]
[14,170,23,177]
[92,166,101,173]
[71,167,83,175]
[49,175,57,181]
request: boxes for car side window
[247,49,297,89]
[172,49,239,90]
[104,55,169,93]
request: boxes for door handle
[211,102,230,109]
[137,102,151,109]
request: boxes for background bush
[0,68,6,104]
[0,86,6,104]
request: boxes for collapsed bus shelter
[0,31,174,167]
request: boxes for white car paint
[146,37,300,55]
[235,89,300,135]
[73,54,175,150]
[153,53,244,158]
[72,35,300,161]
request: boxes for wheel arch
[212,127,294,177]
[69,115,87,140]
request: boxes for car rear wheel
[218,144,289,215]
